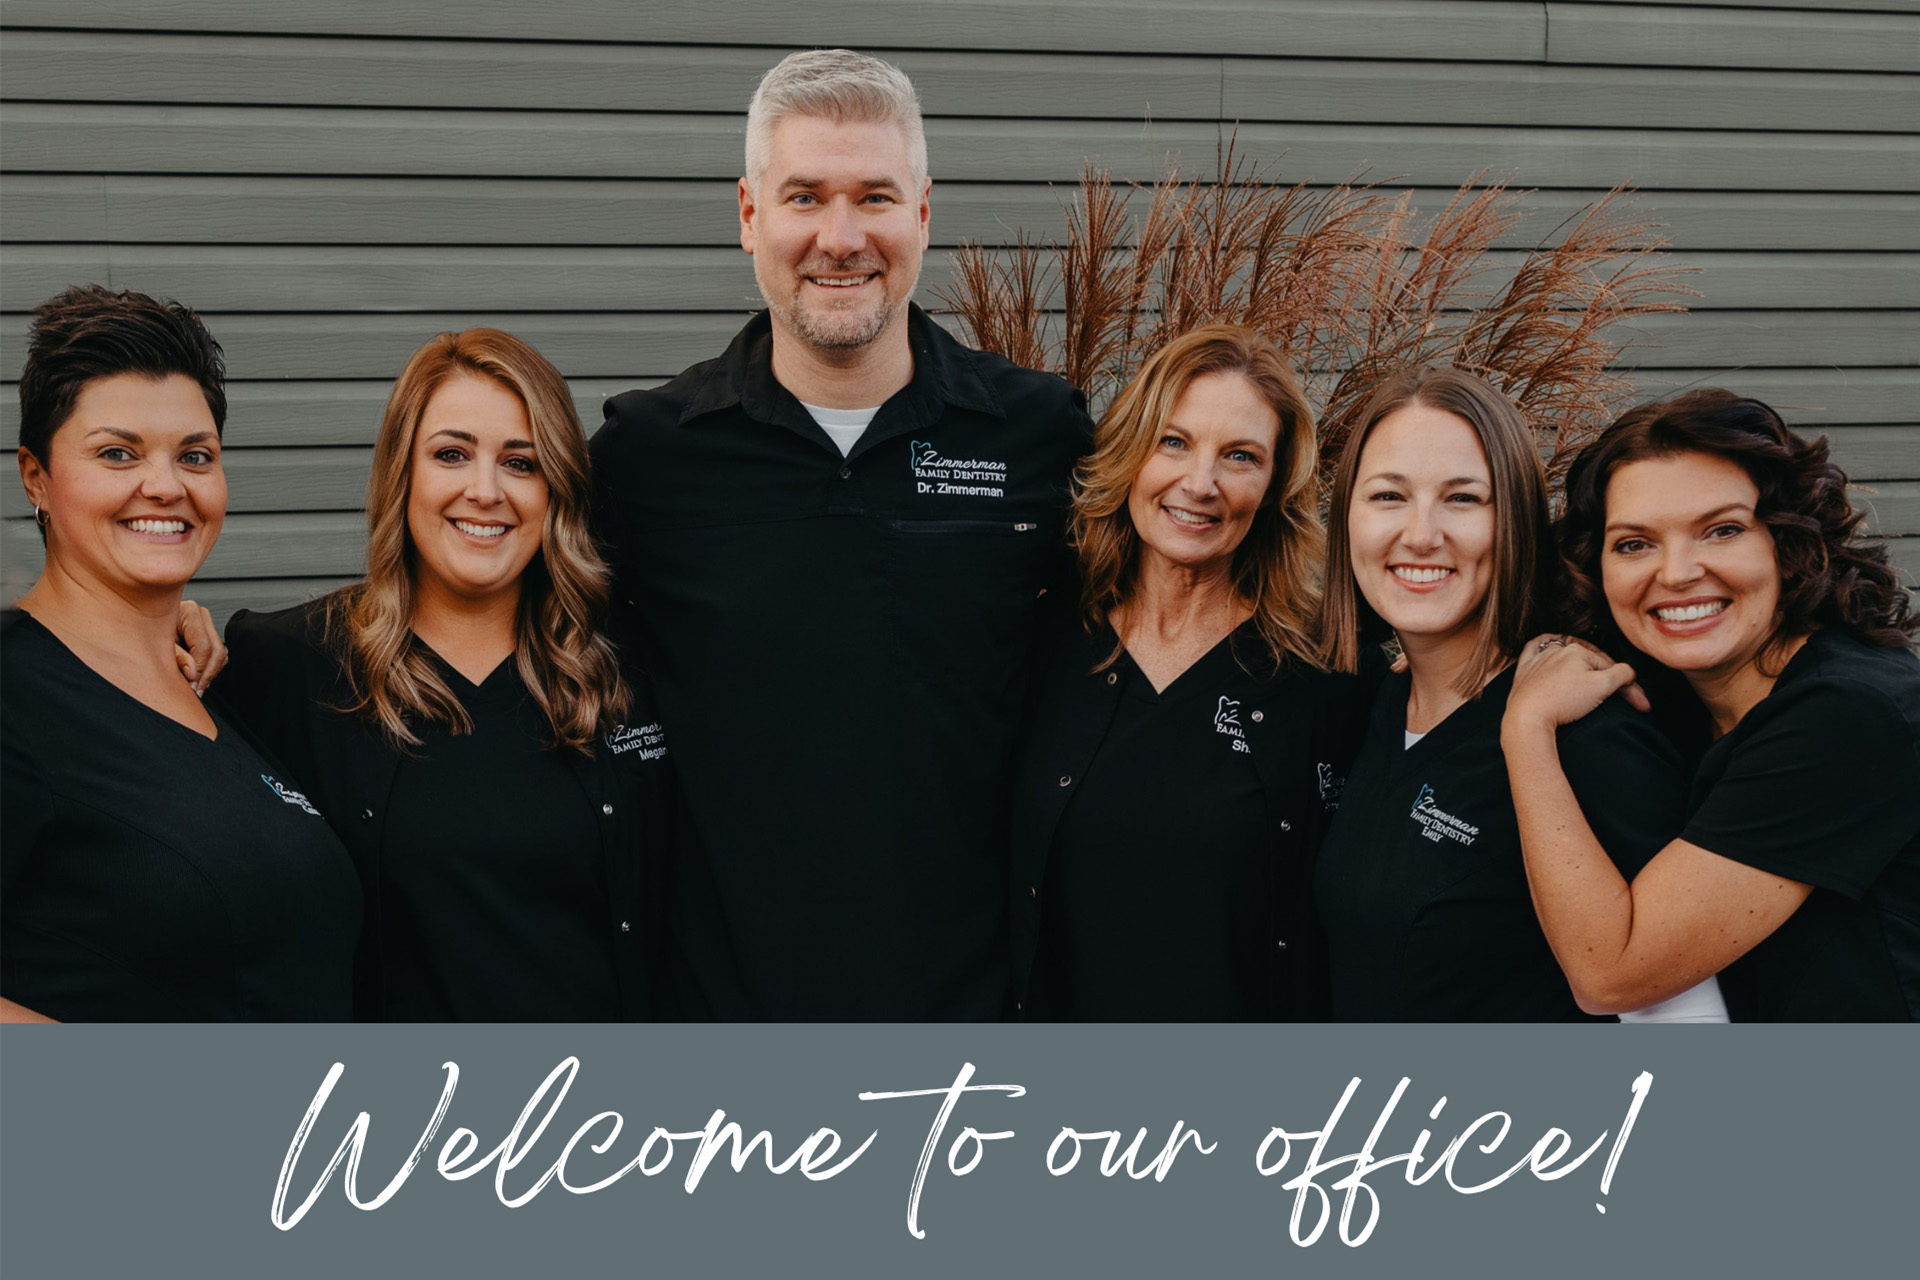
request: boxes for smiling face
[18,371,226,600]
[1125,371,1281,580]
[404,372,550,612]
[739,113,930,356]
[1346,403,1497,653]
[1601,450,1781,687]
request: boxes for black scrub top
[1679,629,1920,1021]
[217,600,668,1022]
[1010,616,1375,1021]
[374,651,619,1021]
[1316,665,1688,1021]
[1,610,360,1021]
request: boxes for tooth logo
[260,774,323,817]
[910,438,1009,498]
[1214,696,1250,753]
[1408,783,1478,845]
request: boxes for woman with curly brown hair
[1503,389,1920,1021]
[1007,325,1371,1021]
[214,329,670,1021]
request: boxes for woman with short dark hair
[215,328,669,1021]
[1315,366,1720,1021]
[3,285,359,1022]
[1503,389,1919,1021]
[1009,325,1368,1021]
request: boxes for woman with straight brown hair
[1314,366,1722,1022]
[214,328,670,1021]
[1008,325,1372,1021]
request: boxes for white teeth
[124,518,187,535]
[453,520,510,539]
[809,277,871,288]
[1655,601,1727,622]
[1392,566,1452,583]
[1165,507,1215,527]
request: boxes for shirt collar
[677,304,1008,432]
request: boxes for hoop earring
[33,504,49,528]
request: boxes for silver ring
[1536,635,1569,652]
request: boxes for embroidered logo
[260,774,322,817]
[910,438,1007,498]
[1317,762,1347,811]
[1214,696,1250,754]
[606,721,668,761]
[1409,783,1479,845]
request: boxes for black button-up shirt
[591,306,1093,1019]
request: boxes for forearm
[1500,721,1643,1013]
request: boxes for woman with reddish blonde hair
[215,328,670,1021]
[1008,325,1370,1020]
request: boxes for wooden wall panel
[2,0,1913,618]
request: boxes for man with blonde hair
[593,49,1092,1020]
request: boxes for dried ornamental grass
[936,147,1696,491]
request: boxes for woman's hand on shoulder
[1504,634,1647,743]
[175,599,227,696]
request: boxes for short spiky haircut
[744,48,926,193]
[17,284,227,465]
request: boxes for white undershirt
[1404,729,1426,749]
[1618,975,1730,1023]
[801,401,881,457]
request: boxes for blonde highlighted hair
[324,328,627,754]
[1072,324,1325,671]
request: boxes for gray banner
[3,1025,1915,1276]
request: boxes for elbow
[1567,971,1665,1017]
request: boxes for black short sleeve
[1559,697,1692,881]
[1682,676,1920,899]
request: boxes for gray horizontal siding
[8,31,1916,133]
[9,1,1918,70]
[8,177,1917,252]
[2,1,1913,618]
[6,246,1914,313]
[4,310,1908,381]
[10,105,1917,191]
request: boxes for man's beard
[760,257,918,352]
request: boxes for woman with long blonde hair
[215,328,669,1021]
[1007,325,1373,1020]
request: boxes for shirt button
[1015,1001,1023,1012]
[619,921,632,933]
[839,465,852,480]
[602,803,615,816]
[1058,775,1072,787]
[1251,710,1264,722]
[1279,819,1292,832]
[1029,886,1038,899]
[359,808,373,821]
[1106,672,1118,685]
[1276,939,1288,950]
[1036,587,1048,599]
